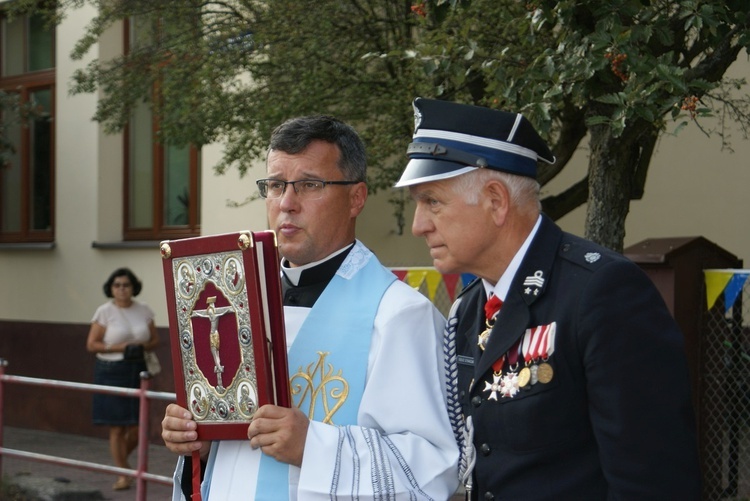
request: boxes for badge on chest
[481,322,557,400]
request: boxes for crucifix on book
[191,296,233,392]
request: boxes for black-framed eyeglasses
[256,179,361,200]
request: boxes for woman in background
[86,267,159,491]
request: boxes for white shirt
[92,300,154,361]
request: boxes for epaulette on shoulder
[559,234,619,270]
[456,275,482,299]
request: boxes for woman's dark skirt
[92,358,146,426]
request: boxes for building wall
[0,7,749,439]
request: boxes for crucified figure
[192,296,232,391]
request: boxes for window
[0,12,55,243]
[124,17,200,241]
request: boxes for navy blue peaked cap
[395,98,555,187]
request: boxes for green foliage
[408,0,750,143]
[11,0,750,230]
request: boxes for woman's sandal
[113,477,132,490]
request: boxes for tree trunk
[584,119,660,252]
[585,127,633,252]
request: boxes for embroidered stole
[255,244,396,500]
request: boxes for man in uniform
[395,97,701,500]
[162,115,459,500]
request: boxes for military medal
[501,339,523,397]
[483,373,503,401]
[500,371,520,398]
[536,322,557,384]
[518,322,558,386]
[521,325,544,388]
[501,348,520,398]
[519,326,539,390]
[537,362,554,384]
[517,366,531,388]
[478,323,493,351]
[483,356,505,400]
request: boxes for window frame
[0,12,56,244]
[121,18,201,241]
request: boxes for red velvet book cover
[160,230,289,440]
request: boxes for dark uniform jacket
[453,214,701,500]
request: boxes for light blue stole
[255,243,396,500]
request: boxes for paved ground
[1,426,465,500]
[0,426,176,500]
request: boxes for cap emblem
[413,102,423,133]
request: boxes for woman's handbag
[144,351,161,376]
[123,343,144,361]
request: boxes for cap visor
[394,159,477,188]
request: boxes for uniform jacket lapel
[474,215,563,382]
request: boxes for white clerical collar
[483,215,542,301]
[281,243,355,286]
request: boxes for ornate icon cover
[160,230,290,440]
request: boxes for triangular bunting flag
[461,273,476,287]
[442,274,460,302]
[391,269,408,282]
[406,269,428,290]
[425,270,443,302]
[704,270,734,310]
[723,273,749,313]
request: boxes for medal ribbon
[491,355,505,374]
[522,327,533,363]
[524,325,544,363]
[539,322,556,359]
[486,291,505,373]
[479,293,503,352]
[506,338,522,372]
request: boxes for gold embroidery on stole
[290,351,349,424]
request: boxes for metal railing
[701,269,750,500]
[0,359,177,501]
